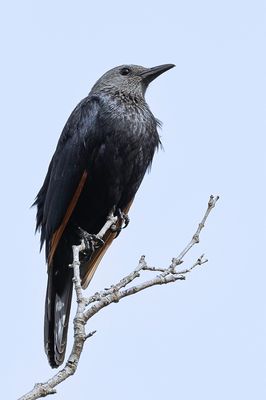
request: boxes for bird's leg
[78,227,104,253]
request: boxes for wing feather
[48,170,88,265]
[34,96,100,262]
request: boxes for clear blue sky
[1,1,265,399]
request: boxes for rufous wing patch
[48,170,88,266]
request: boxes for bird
[34,63,175,368]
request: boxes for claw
[111,209,130,237]
[121,212,130,229]
[117,209,130,229]
[78,227,104,253]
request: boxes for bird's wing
[47,170,88,265]
[35,96,100,263]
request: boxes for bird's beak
[140,64,175,84]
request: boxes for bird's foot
[111,209,130,237]
[78,227,104,254]
[119,209,130,229]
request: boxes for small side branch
[18,195,219,400]
[170,194,219,268]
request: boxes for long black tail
[44,265,73,368]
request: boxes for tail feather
[44,201,134,367]
[44,266,73,368]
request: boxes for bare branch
[170,195,219,268]
[96,212,118,239]
[18,195,219,400]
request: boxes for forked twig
[18,195,219,400]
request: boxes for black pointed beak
[140,64,175,84]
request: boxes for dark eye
[120,67,131,76]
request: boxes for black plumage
[34,63,175,368]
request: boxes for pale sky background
[1,1,265,399]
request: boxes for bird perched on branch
[34,63,175,368]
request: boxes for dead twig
[18,195,219,400]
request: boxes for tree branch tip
[85,330,97,340]
[136,255,147,271]
[197,256,208,265]
[174,274,186,280]
[209,194,219,207]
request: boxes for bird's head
[90,64,175,99]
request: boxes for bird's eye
[120,67,131,76]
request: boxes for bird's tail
[44,265,73,368]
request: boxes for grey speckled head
[90,64,175,98]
